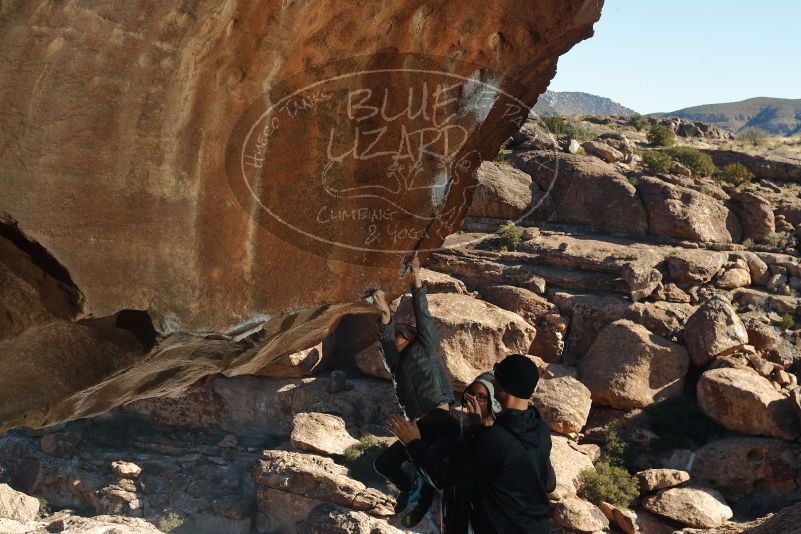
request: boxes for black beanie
[494,354,539,399]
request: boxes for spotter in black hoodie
[407,406,553,534]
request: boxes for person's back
[468,407,551,534]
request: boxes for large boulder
[697,367,800,441]
[124,374,398,439]
[398,293,536,389]
[692,437,801,508]
[637,177,739,243]
[743,318,796,368]
[667,249,726,285]
[578,320,689,410]
[550,435,595,498]
[730,190,776,243]
[0,514,165,534]
[0,0,603,430]
[642,486,733,528]
[290,413,359,457]
[581,140,625,163]
[510,152,649,235]
[597,502,638,534]
[0,484,39,522]
[716,268,751,289]
[622,257,662,302]
[420,269,468,295]
[298,504,403,534]
[467,162,534,220]
[732,251,771,286]
[684,296,749,366]
[637,469,690,493]
[702,149,801,182]
[477,283,566,361]
[554,292,695,363]
[255,450,394,519]
[553,498,609,532]
[355,294,536,389]
[531,376,592,435]
[742,501,801,534]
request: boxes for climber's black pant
[374,439,415,492]
[374,408,460,506]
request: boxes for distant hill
[532,91,636,117]
[656,97,801,136]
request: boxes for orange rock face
[0,0,603,430]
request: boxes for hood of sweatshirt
[497,406,547,449]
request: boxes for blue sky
[548,1,801,114]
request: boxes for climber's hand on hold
[410,254,422,288]
[372,289,391,325]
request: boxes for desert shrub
[641,150,672,174]
[739,127,766,147]
[665,146,718,177]
[577,431,639,507]
[493,151,507,162]
[540,116,567,136]
[601,431,628,464]
[158,512,186,533]
[780,313,795,331]
[539,116,595,141]
[498,223,524,250]
[718,162,754,187]
[36,496,52,520]
[577,460,640,508]
[765,231,797,250]
[643,394,724,449]
[627,114,650,131]
[647,124,676,147]
[343,436,388,485]
[565,120,596,142]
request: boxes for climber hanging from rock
[370,253,459,528]
[388,354,555,534]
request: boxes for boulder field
[4,2,801,533]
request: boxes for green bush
[577,460,640,508]
[765,231,797,250]
[718,162,754,187]
[493,151,507,162]
[498,223,524,250]
[780,313,795,331]
[641,150,672,174]
[739,127,766,147]
[539,116,595,141]
[647,124,676,147]
[343,436,388,485]
[665,146,718,177]
[158,512,186,533]
[36,496,52,520]
[541,116,568,136]
[576,431,639,508]
[627,114,650,131]
[601,431,628,465]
